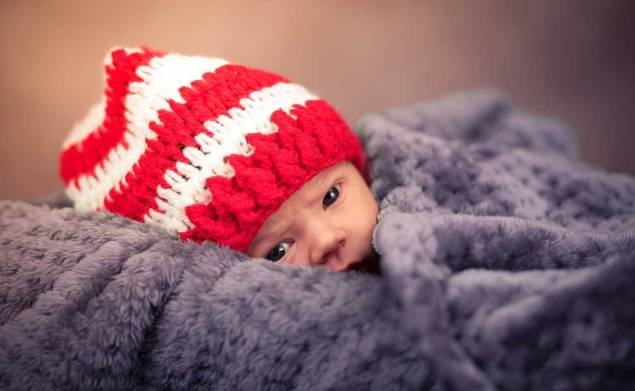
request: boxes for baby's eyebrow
[252,222,286,251]
[252,231,275,250]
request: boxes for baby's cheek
[366,199,379,232]
[359,206,378,249]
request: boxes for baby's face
[247,161,378,272]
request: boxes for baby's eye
[265,242,290,262]
[323,184,341,208]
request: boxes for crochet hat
[60,47,367,252]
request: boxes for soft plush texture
[1,90,634,391]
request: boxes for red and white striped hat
[60,47,367,252]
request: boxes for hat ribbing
[60,47,367,252]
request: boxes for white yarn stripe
[144,82,319,234]
[62,99,106,150]
[67,53,228,211]
[62,47,145,150]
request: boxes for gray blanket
[1,90,634,391]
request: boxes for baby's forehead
[263,162,355,220]
[291,162,355,202]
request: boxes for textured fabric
[59,47,366,252]
[2,90,634,390]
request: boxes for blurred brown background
[1,0,634,201]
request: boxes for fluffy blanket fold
[1,90,634,391]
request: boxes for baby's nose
[308,225,345,266]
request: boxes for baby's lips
[347,261,365,272]
[340,255,365,272]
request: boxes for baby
[60,47,380,273]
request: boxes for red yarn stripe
[103,64,288,221]
[59,48,163,185]
[180,99,367,252]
